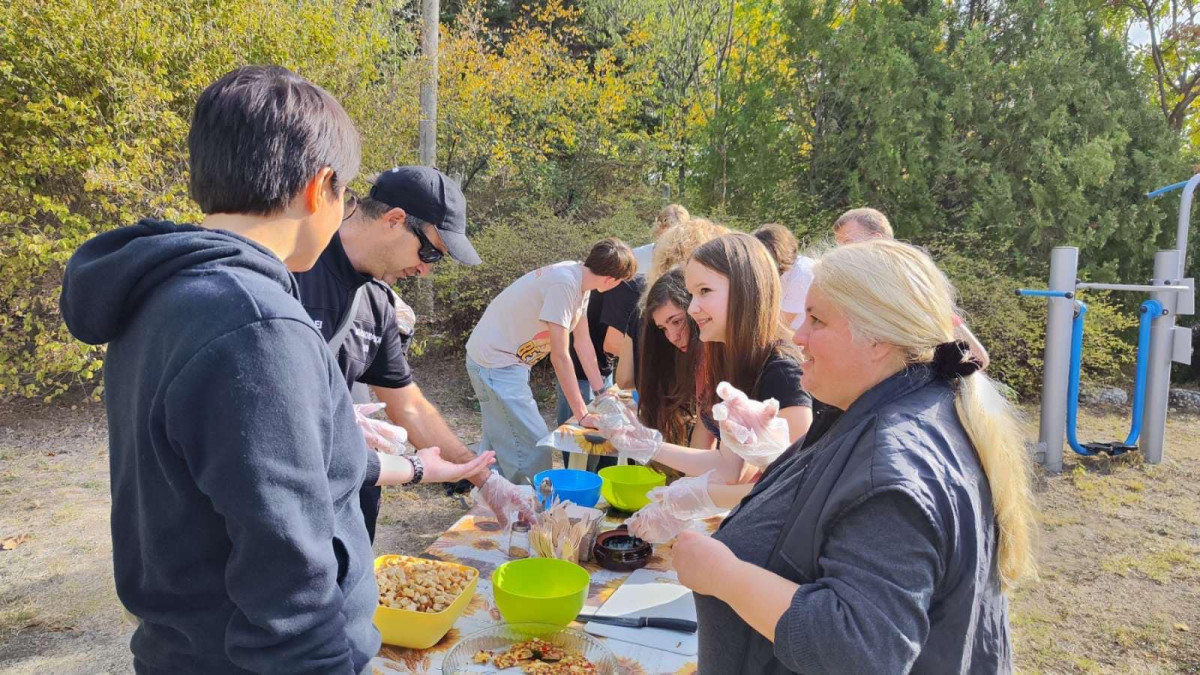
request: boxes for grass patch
[0,602,38,632]
[1070,465,1147,510]
[1011,608,1075,667]
[50,503,82,526]
[1037,511,1084,529]
[1101,544,1200,584]
[80,480,104,490]
[1110,622,1167,653]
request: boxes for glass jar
[506,520,531,559]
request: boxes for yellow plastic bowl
[373,555,478,649]
[599,464,666,511]
[492,558,590,627]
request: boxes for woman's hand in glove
[646,471,723,521]
[591,397,664,464]
[626,502,692,544]
[474,473,538,528]
[712,382,790,469]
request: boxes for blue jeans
[466,357,551,486]
[555,374,615,471]
[554,374,613,426]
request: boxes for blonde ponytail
[957,374,1039,590]
[813,239,1038,591]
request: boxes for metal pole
[1039,247,1079,473]
[1074,283,1191,294]
[418,0,439,167]
[1141,250,1180,464]
[1175,174,1200,278]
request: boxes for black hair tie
[931,340,981,379]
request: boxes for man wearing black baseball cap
[295,166,535,542]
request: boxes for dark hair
[753,223,798,276]
[583,238,637,280]
[637,268,699,445]
[188,65,361,215]
[357,194,433,239]
[691,233,799,415]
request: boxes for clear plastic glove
[712,382,790,469]
[626,502,692,544]
[646,471,722,521]
[591,396,664,465]
[473,473,538,528]
[588,386,622,413]
[354,403,409,455]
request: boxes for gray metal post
[1141,250,1181,464]
[1038,247,1079,473]
[418,0,439,167]
[1175,174,1200,278]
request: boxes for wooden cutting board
[581,568,698,656]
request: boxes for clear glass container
[506,520,531,559]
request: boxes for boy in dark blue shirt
[60,66,380,673]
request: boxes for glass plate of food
[441,623,616,674]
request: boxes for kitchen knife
[579,614,697,633]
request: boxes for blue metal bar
[1147,180,1191,199]
[1016,289,1074,299]
[1125,300,1163,446]
[1066,301,1093,456]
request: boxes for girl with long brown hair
[686,233,812,455]
[635,268,700,446]
[597,233,812,484]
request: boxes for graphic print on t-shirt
[516,329,552,366]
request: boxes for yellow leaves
[437,0,648,179]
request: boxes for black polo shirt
[294,233,414,391]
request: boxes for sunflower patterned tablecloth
[537,424,621,459]
[369,504,720,675]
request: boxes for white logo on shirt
[352,326,382,355]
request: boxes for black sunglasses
[410,223,445,264]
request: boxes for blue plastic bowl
[533,469,603,508]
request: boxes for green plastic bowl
[599,465,667,512]
[491,558,590,627]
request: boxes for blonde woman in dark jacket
[671,239,1038,674]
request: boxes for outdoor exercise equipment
[1016,173,1199,472]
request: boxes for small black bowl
[593,525,652,572]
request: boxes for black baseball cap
[368,166,481,265]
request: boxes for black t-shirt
[700,351,812,438]
[627,310,642,382]
[569,276,645,380]
[293,233,414,391]
[569,290,611,380]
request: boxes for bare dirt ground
[1,359,1198,673]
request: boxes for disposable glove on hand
[591,396,664,465]
[473,473,538,528]
[646,471,723,521]
[712,382,790,469]
[354,402,409,455]
[587,386,623,413]
[627,502,693,544]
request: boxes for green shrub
[409,191,660,354]
[0,0,415,401]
